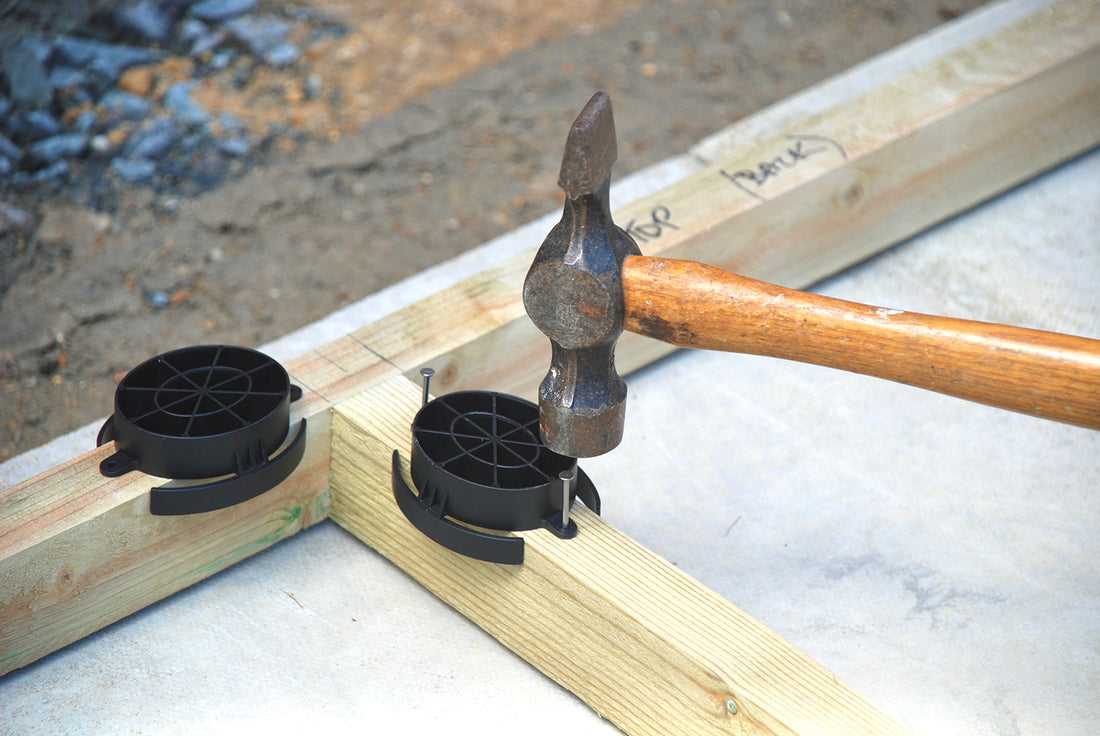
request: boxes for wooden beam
[0,412,332,674]
[2,0,1098,681]
[330,377,914,736]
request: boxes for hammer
[523,92,1100,458]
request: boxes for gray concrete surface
[1,147,1097,736]
[1,2,1097,729]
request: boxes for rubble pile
[0,0,343,200]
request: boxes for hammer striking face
[523,92,640,458]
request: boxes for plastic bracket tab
[392,450,525,565]
[149,418,308,515]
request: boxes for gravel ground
[0,0,986,462]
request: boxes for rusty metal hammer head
[522,92,641,458]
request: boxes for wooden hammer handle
[622,255,1100,430]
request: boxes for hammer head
[523,92,641,458]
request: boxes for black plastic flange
[96,345,306,515]
[393,390,601,565]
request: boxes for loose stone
[47,66,89,91]
[11,160,70,187]
[263,43,300,68]
[89,135,114,154]
[1,43,53,109]
[111,157,158,182]
[118,66,156,96]
[164,82,211,125]
[0,133,22,161]
[5,110,63,143]
[113,0,177,44]
[179,18,209,44]
[215,136,253,157]
[189,28,228,58]
[224,15,291,56]
[125,117,181,159]
[25,133,89,166]
[0,200,33,235]
[144,288,172,308]
[304,73,323,100]
[72,111,99,134]
[187,0,258,23]
[99,90,154,121]
[53,35,164,84]
[207,50,235,70]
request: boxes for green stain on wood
[312,488,332,521]
[181,503,306,583]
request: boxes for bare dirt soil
[0,0,986,462]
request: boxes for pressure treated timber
[3,0,1099,682]
[329,377,913,736]
[0,410,332,674]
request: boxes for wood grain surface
[623,255,1100,429]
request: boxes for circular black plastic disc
[410,391,576,531]
[104,345,292,480]
[415,391,572,490]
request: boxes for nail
[559,468,575,529]
[419,367,435,407]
